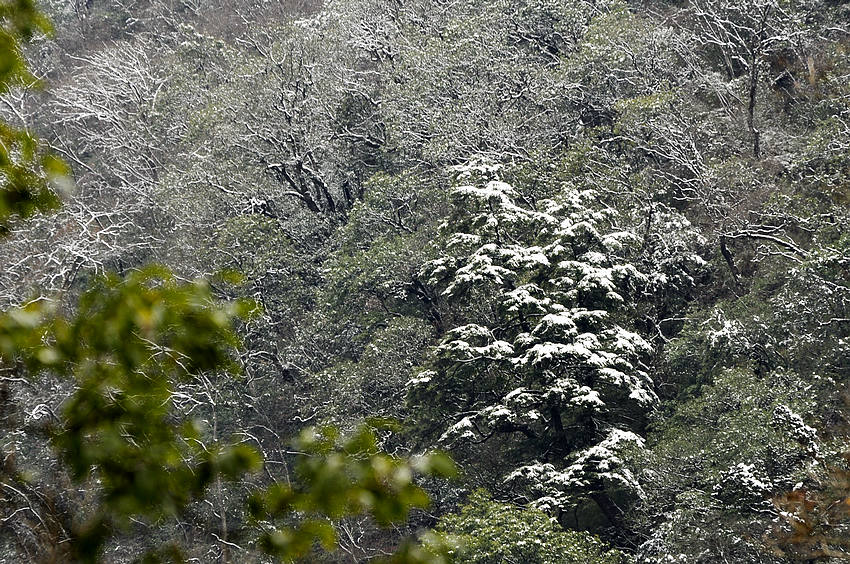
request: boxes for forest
[0,0,849,562]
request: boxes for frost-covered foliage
[506,428,645,514]
[410,160,700,519]
[771,235,850,378]
[629,368,823,563]
[437,490,628,564]
[374,0,624,165]
[4,0,850,560]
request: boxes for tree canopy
[1,0,850,562]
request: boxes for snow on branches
[410,158,700,515]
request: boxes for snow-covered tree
[410,159,699,526]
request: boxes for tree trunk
[590,491,633,537]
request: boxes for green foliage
[437,490,628,564]
[211,214,317,326]
[325,171,446,328]
[248,425,456,562]
[631,367,822,562]
[0,1,65,232]
[0,0,50,86]
[646,368,817,487]
[1,266,459,563]
[0,267,262,561]
[3,0,850,561]
[308,317,435,428]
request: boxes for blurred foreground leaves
[0,0,65,233]
[0,268,457,562]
